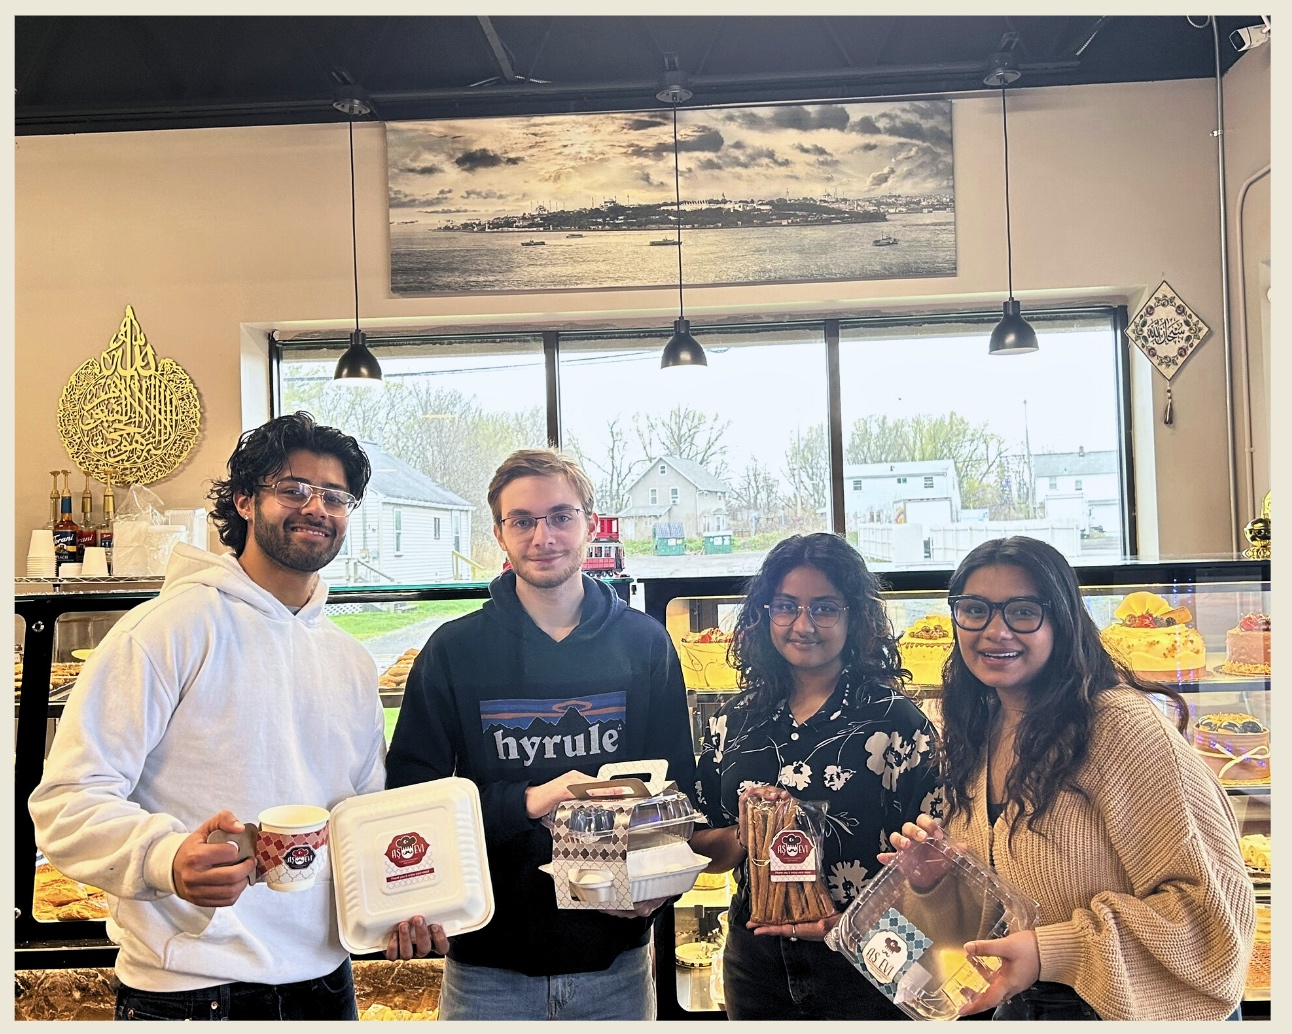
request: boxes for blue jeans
[437,944,655,1020]
[114,958,358,1021]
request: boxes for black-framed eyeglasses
[764,599,848,628]
[948,595,1050,634]
[497,509,586,535]
[260,478,359,517]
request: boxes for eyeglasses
[764,599,848,628]
[948,595,1049,634]
[260,479,359,517]
[497,509,586,535]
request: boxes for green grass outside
[328,599,484,640]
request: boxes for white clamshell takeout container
[328,777,494,953]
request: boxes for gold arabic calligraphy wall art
[57,305,202,485]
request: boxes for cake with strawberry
[1100,591,1207,682]
[898,615,955,686]
[1220,612,1271,677]
[1193,712,1270,785]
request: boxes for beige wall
[14,69,1270,567]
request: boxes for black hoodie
[386,571,695,976]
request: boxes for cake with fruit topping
[1220,613,1270,677]
[677,627,738,690]
[1100,591,1207,682]
[898,615,955,686]
[1193,712,1270,785]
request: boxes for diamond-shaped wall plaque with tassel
[1125,281,1210,426]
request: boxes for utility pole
[1022,399,1034,518]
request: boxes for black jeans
[722,918,908,1021]
[993,981,1099,1021]
[114,958,358,1021]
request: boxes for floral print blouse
[694,670,944,922]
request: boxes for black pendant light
[985,52,1038,356]
[657,63,707,370]
[333,87,383,385]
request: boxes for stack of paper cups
[27,530,57,578]
[82,546,110,577]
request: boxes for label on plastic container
[382,830,440,890]
[768,828,819,882]
[852,907,932,993]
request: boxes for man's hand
[385,915,451,961]
[598,896,670,919]
[172,811,256,907]
[524,770,599,820]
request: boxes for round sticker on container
[862,929,910,986]
[382,831,440,890]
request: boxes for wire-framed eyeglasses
[497,509,586,535]
[260,478,359,517]
[948,595,1049,634]
[764,599,848,628]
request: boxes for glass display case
[13,576,631,972]
[643,558,1271,1020]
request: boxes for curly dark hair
[939,536,1188,842]
[207,412,372,555]
[728,533,909,723]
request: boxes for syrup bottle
[45,470,61,530]
[77,473,99,562]
[52,471,81,571]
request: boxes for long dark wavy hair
[728,533,909,723]
[208,411,372,555]
[940,536,1188,841]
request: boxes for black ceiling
[15,15,1262,135]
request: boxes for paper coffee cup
[28,529,56,557]
[59,563,83,577]
[82,547,110,576]
[27,555,58,577]
[255,805,330,892]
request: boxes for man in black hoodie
[387,449,694,1021]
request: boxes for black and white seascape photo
[387,99,955,294]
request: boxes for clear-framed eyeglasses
[947,595,1049,634]
[260,478,359,517]
[764,599,848,628]
[497,509,586,536]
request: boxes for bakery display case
[13,576,631,973]
[642,558,1271,1020]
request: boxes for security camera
[1230,17,1271,52]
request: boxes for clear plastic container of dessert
[825,834,1039,1021]
[329,777,494,953]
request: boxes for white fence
[854,519,1083,566]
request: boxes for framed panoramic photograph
[386,99,955,294]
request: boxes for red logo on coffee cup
[385,832,429,868]
[284,844,317,870]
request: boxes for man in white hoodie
[30,412,443,1021]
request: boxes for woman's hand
[748,911,842,941]
[876,813,943,866]
[959,930,1041,1016]
[384,915,450,961]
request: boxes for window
[434,517,441,540]
[394,508,403,554]
[838,309,1127,567]
[275,307,1130,580]
[1074,479,1083,491]
[670,487,679,505]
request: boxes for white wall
[14,69,1270,567]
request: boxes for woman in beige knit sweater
[886,536,1254,1021]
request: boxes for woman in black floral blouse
[690,533,943,1020]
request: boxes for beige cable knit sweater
[943,687,1255,1021]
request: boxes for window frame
[271,305,1135,555]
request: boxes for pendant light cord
[672,102,685,320]
[1000,85,1014,301]
[349,118,361,334]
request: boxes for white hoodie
[29,543,386,992]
